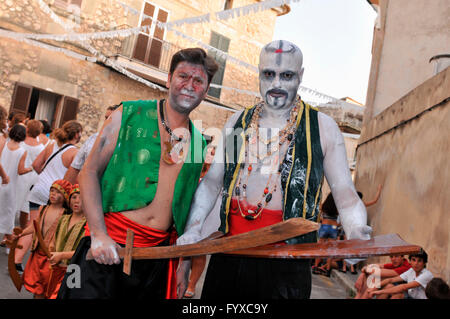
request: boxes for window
[132,1,169,68]
[10,83,79,129]
[224,0,233,10]
[208,32,230,99]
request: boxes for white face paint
[167,61,209,114]
[258,41,304,110]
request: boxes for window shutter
[142,3,155,30]
[148,8,168,67]
[133,3,155,62]
[59,96,79,126]
[208,32,230,99]
[10,83,32,115]
[133,33,150,62]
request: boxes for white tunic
[16,142,45,213]
[0,144,26,234]
[27,143,76,206]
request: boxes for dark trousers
[57,237,169,299]
[201,254,312,299]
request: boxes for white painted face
[259,41,304,110]
[167,61,210,114]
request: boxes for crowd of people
[0,42,448,300]
[0,104,116,298]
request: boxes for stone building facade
[0,0,290,140]
[356,0,449,282]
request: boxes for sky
[272,0,377,104]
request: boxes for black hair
[409,249,428,264]
[425,278,450,299]
[169,48,219,84]
[107,103,121,111]
[8,124,26,142]
[39,120,52,134]
[322,193,339,217]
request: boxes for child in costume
[47,184,86,299]
[17,179,72,299]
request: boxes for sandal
[317,267,331,277]
[312,266,320,275]
[184,290,195,298]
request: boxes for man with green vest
[57,48,218,299]
[177,40,372,299]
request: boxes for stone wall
[355,67,450,282]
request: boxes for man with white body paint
[57,48,218,299]
[176,40,372,299]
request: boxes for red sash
[228,198,283,236]
[85,212,178,299]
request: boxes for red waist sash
[84,212,178,299]
[228,198,283,236]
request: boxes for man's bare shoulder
[317,111,344,156]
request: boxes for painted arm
[176,111,242,246]
[78,107,122,265]
[176,111,241,298]
[319,113,372,240]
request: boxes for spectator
[0,105,9,185]
[14,120,81,270]
[425,278,450,299]
[64,105,119,184]
[312,193,339,277]
[13,179,72,299]
[38,120,52,147]
[0,125,30,246]
[47,184,87,299]
[354,255,411,299]
[7,111,16,131]
[11,113,27,127]
[16,120,45,226]
[342,185,383,273]
[368,250,433,299]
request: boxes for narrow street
[0,245,349,299]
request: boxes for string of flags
[0,0,344,105]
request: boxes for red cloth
[228,198,283,236]
[46,265,67,299]
[84,212,178,299]
[383,258,411,275]
[23,248,52,296]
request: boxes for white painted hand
[348,225,372,240]
[90,233,121,265]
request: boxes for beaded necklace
[234,100,300,220]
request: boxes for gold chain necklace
[160,99,189,165]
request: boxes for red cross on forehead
[275,49,283,53]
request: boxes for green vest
[54,214,87,265]
[219,100,324,244]
[100,100,206,236]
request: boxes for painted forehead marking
[264,41,298,65]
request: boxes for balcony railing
[119,34,183,74]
